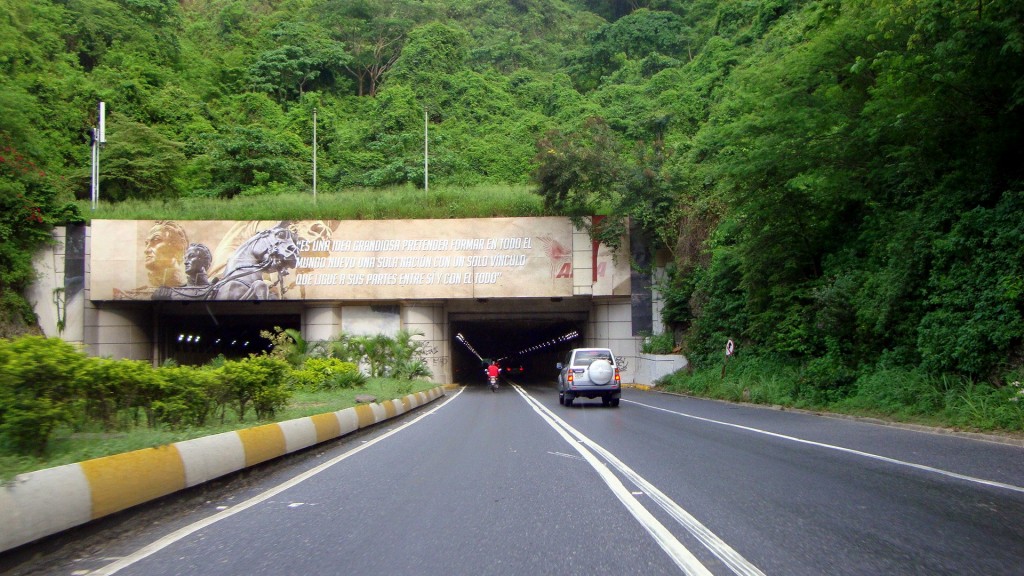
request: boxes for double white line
[513,385,765,576]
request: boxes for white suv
[556,348,621,407]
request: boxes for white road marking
[547,451,584,461]
[517,386,765,576]
[87,388,465,576]
[513,385,713,576]
[625,398,1024,495]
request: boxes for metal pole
[424,106,429,192]
[91,102,105,210]
[312,107,317,204]
[90,129,98,211]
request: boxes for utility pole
[90,101,105,210]
[312,107,318,204]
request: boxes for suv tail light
[614,368,620,384]
[567,373,574,383]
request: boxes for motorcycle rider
[486,361,501,380]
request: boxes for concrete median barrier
[0,386,445,553]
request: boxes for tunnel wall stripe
[0,386,445,553]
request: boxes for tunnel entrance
[449,305,587,386]
[156,304,301,366]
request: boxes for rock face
[355,394,378,404]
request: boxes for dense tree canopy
[1,0,1021,387]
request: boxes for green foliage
[220,355,292,421]
[247,21,351,102]
[388,21,471,106]
[837,368,950,418]
[566,9,692,92]
[640,331,675,354]
[0,331,428,462]
[95,114,185,202]
[78,357,162,430]
[666,352,1024,432]
[204,124,307,198]
[0,337,84,455]
[261,325,310,367]
[290,357,364,391]
[916,191,1024,378]
[321,328,430,380]
[1,377,438,480]
[388,329,432,379]
[532,116,623,217]
[0,0,1022,419]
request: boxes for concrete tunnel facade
[28,216,669,385]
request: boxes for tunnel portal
[449,310,586,385]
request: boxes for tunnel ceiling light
[454,332,483,362]
[515,329,579,357]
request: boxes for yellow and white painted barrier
[0,386,445,553]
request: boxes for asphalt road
[4,380,1024,576]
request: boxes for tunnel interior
[450,313,586,385]
[159,312,301,365]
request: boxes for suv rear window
[572,350,614,366]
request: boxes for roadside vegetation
[0,330,437,481]
[662,354,1024,435]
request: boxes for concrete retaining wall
[633,353,688,387]
[0,386,446,553]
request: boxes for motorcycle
[488,375,499,392]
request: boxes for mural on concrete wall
[91,217,629,301]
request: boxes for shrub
[221,355,292,421]
[154,364,220,428]
[641,331,675,354]
[290,357,364,391]
[79,357,163,430]
[0,337,85,455]
[796,354,856,407]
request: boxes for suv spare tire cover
[589,359,613,385]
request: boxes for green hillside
[1,0,1022,411]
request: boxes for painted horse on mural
[210,226,300,300]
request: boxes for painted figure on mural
[152,242,216,300]
[144,220,188,287]
[184,243,213,287]
[114,220,189,300]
